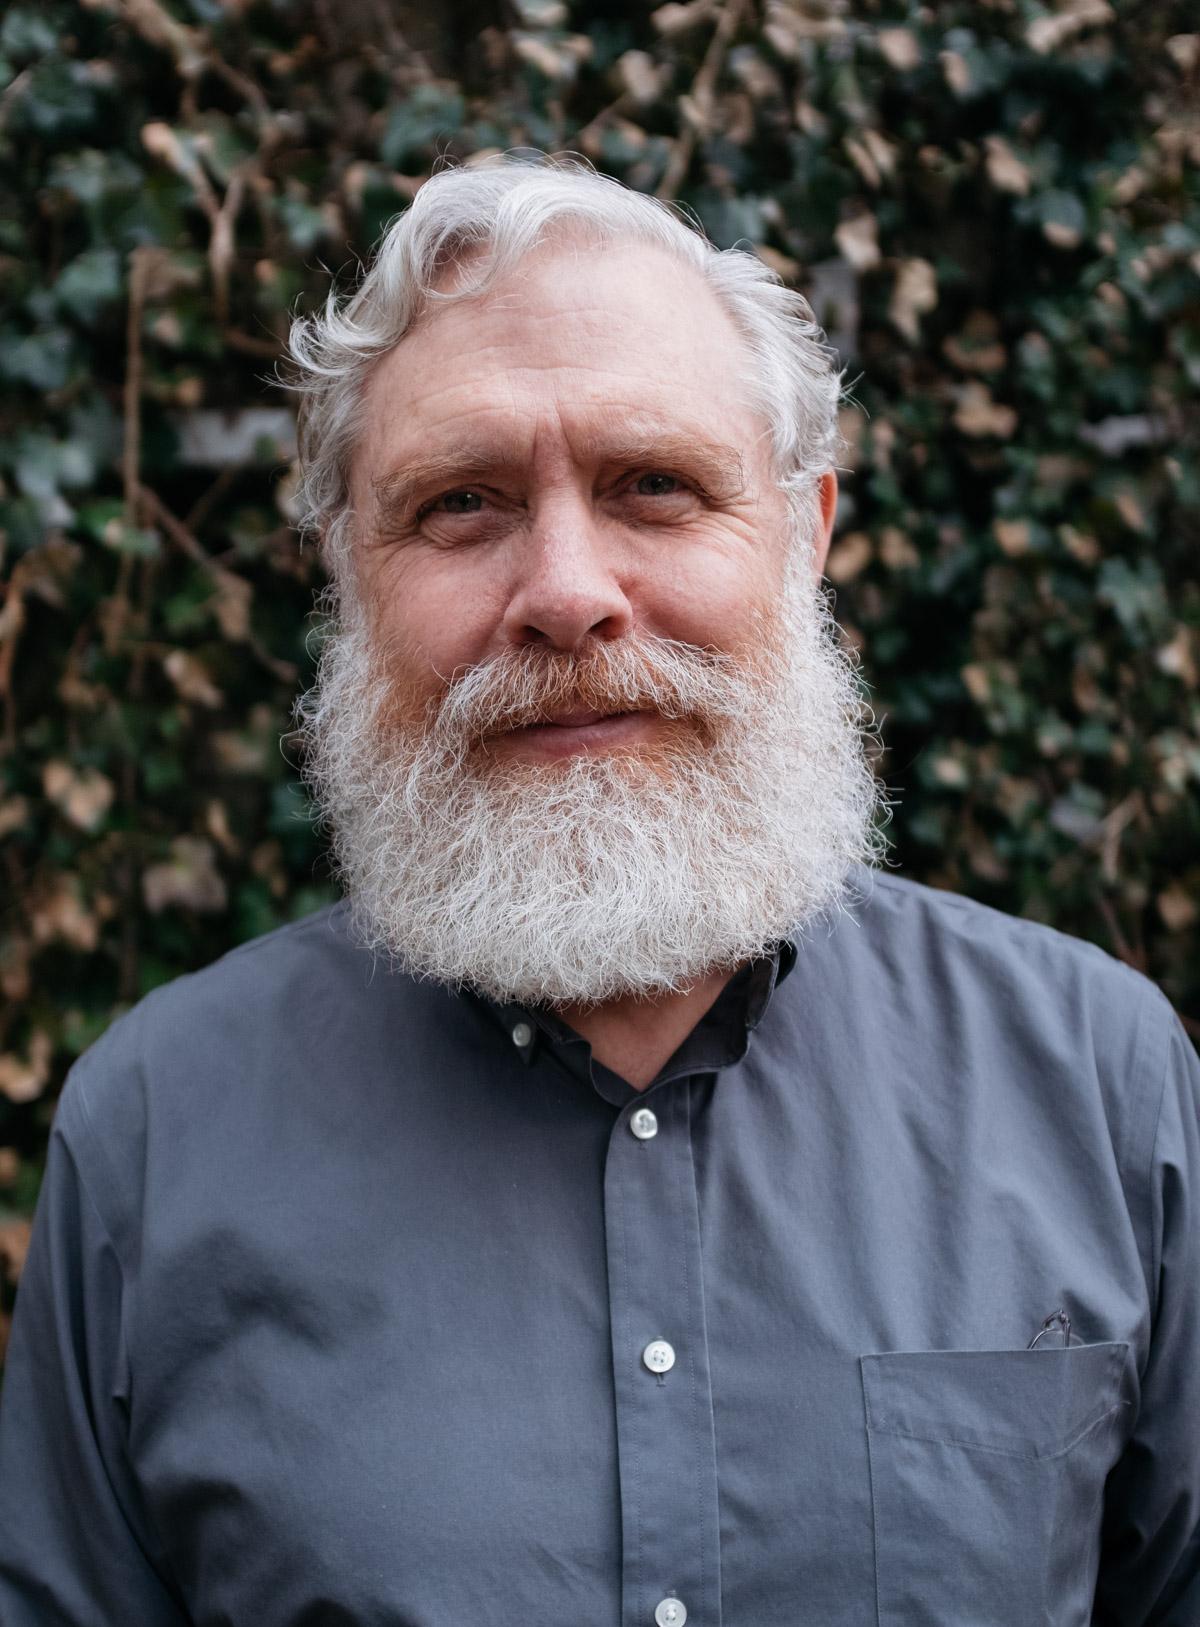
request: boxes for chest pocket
[860,1343,1130,1627]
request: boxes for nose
[501,496,634,651]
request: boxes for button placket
[604,1084,721,1627]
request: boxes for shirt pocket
[860,1343,1129,1627]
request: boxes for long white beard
[296,552,883,1006]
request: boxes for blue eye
[635,472,681,497]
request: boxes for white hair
[285,152,843,577]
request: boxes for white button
[511,1021,533,1048]
[630,1108,658,1141]
[642,1339,675,1374]
[654,1599,687,1627]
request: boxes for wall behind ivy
[1,0,1198,1342]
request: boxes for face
[300,235,877,1006]
[347,238,837,764]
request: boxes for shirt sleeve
[1094,1007,1200,1626]
[0,1074,188,1626]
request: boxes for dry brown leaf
[651,0,715,39]
[0,1032,52,1105]
[512,34,589,79]
[954,383,1018,438]
[876,27,920,70]
[861,128,897,179]
[845,130,897,190]
[879,527,919,570]
[961,664,992,704]
[889,258,937,342]
[164,648,224,708]
[1043,220,1083,250]
[205,798,240,854]
[845,136,881,190]
[617,49,665,105]
[0,797,28,839]
[834,213,880,271]
[1053,530,1092,569]
[984,134,1031,196]
[997,776,1039,821]
[1026,0,1113,55]
[1157,627,1198,687]
[1111,165,1147,206]
[1166,34,1200,71]
[141,122,212,201]
[794,100,827,136]
[212,571,253,642]
[825,532,873,583]
[1158,885,1198,932]
[42,761,115,832]
[1114,489,1148,532]
[943,312,1007,372]
[730,53,783,102]
[993,519,1032,557]
[0,937,31,1003]
[142,837,228,915]
[211,730,269,774]
[30,877,100,951]
[137,245,202,302]
[939,50,972,96]
[931,755,969,788]
[0,1219,32,1285]
[251,839,288,898]
[58,668,106,711]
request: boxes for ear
[810,471,838,577]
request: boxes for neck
[553,965,739,1090]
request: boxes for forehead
[351,239,769,486]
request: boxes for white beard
[296,547,883,1007]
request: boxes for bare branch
[656,0,754,200]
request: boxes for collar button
[630,1107,659,1140]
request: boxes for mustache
[428,632,761,741]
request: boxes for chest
[130,1064,1139,1627]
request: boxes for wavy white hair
[285,152,843,579]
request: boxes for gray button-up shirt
[1,871,1197,1625]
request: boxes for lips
[537,708,635,728]
[481,706,662,760]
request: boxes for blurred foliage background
[0,0,1197,1345]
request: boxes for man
[0,156,1196,1626]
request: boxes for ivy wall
[1,0,1198,1343]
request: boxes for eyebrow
[369,432,748,533]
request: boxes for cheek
[363,551,507,682]
[637,545,785,650]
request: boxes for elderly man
[0,158,1196,1627]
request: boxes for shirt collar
[477,936,797,1108]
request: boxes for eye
[426,489,485,515]
[633,472,684,498]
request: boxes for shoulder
[64,905,358,1113]
[850,867,1167,1020]
[54,905,459,1231]
[822,868,1178,1148]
